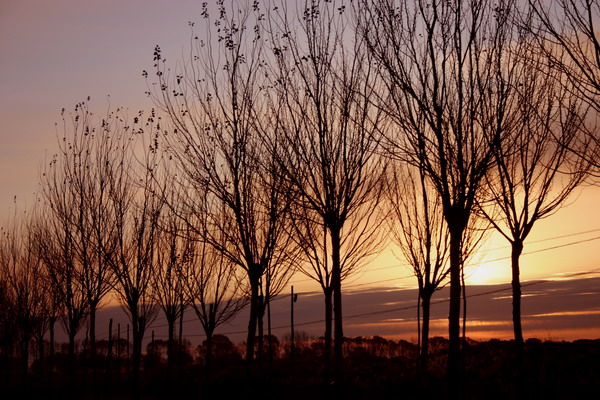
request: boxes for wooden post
[267,291,273,370]
[85,320,89,354]
[108,319,113,359]
[179,293,184,366]
[117,323,121,359]
[291,285,298,367]
[107,319,113,377]
[49,316,56,387]
[126,324,130,360]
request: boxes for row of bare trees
[0,104,248,390]
[1,0,599,396]
[360,1,597,392]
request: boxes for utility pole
[126,324,130,360]
[179,293,184,366]
[290,285,298,368]
[108,319,113,359]
[107,319,113,376]
[117,323,121,360]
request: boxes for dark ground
[2,336,599,399]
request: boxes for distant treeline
[1,1,599,398]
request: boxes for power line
[143,274,417,332]
[484,235,600,263]
[95,233,600,340]
[146,267,600,340]
[283,234,600,298]
[285,227,600,284]
[486,227,600,251]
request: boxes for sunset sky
[1,0,599,342]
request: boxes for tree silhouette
[480,31,593,354]
[529,0,600,109]
[46,101,119,370]
[105,110,161,387]
[181,224,247,374]
[151,205,190,380]
[38,137,91,373]
[0,208,51,380]
[268,0,387,384]
[386,163,450,376]
[361,0,517,392]
[528,0,600,172]
[148,2,297,364]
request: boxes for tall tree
[386,163,450,376]
[360,0,517,391]
[48,100,118,365]
[151,207,189,380]
[0,209,51,380]
[39,133,92,371]
[529,0,600,109]
[528,0,600,171]
[268,0,387,384]
[0,262,17,382]
[180,221,247,374]
[148,1,296,363]
[387,162,487,376]
[480,34,593,353]
[106,109,161,386]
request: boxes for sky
[1,0,599,342]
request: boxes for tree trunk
[417,292,421,366]
[107,318,113,378]
[89,302,97,386]
[331,226,343,386]
[204,328,214,379]
[511,240,524,351]
[267,298,273,371]
[323,286,333,383]
[462,265,467,343]
[89,303,97,357]
[257,295,264,365]
[21,335,29,380]
[130,311,143,390]
[132,327,142,381]
[421,291,432,375]
[178,299,184,368]
[245,273,259,364]
[448,228,463,397]
[167,316,174,383]
[49,317,55,386]
[68,328,76,374]
[37,335,45,380]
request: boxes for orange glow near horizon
[1,0,599,343]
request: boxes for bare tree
[527,0,600,171]
[151,208,188,380]
[386,163,450,376]
[387,162,488,376]
[180,221,247,374]
[28,221,61,381]
[105,110,162,385]
[0,209,52,379]
[147,1,296,364]
[360,0,518,390]
[46,100,119,365]
[529,0,600,109]
[38,141,91,371]
[0,263,17,380]
[267,0,388,384]
[480,35,593,353]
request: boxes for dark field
[2,336,599,399]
